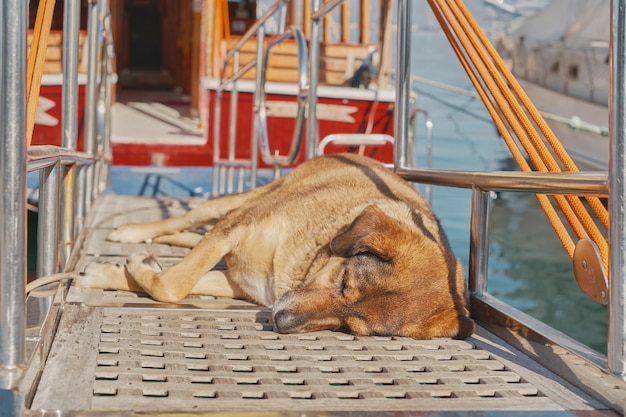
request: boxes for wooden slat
[341,1,350,42]
[360,0,370,44]
[303,0,311,39]
[223,37,373,85]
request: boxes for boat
[29,0,397,171]
[495,0,610,170]
[2,0,626,415]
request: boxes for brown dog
[79,153,474,339]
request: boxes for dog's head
[272,204,474,339]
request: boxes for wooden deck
[22,194,622,415]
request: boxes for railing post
[609,0,626,379]
[306,0,322,160]
[83,0,101,209]
[228,52,240,194]
[394,0,411,169]
[0,0,27,414]
[469,188,491,297]
[250,25,265,189]
[36,164,61,321]
[60,0,82,267]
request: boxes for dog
[78,153,474,339]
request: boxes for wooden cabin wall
[203,0,391,88]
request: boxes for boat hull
[109,80,396,167]
[30,77,87,149]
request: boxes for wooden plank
[303,0,311,39]
[360,0,370,44]
[341,1,350,42]
[378,0,394,88]
[222,37,374,85]
[323,0,332,42]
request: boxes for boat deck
[26,194,619,415]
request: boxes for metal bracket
[573,238,609,305]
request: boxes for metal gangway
[1,0,625,415]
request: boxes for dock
[23,193,620,414]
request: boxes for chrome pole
[469,188,491,297]
[0,0,27,371]
[306,0,322,160]
[251,24,264,189]
[0,1,27,414]
[36,164,61,320]
[394,0,412,169]
[608,0,626,378]
[228,52,240,193]
[62,0,82,150]
[83,0,101,206]
[60,0,82,267]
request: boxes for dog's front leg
[78,256,247,300]
[126,231,233,303]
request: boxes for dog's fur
[79,154,474,339]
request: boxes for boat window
[568,64,579,79]
[228,0,257,35]
[550,62,560,74]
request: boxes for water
[408,2,608,354]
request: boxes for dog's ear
[330,205,395,260]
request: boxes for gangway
[1,0,625,415]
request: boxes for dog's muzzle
[272,309,299,334]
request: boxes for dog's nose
[273,309,298,333]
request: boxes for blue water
[106,1,607,354]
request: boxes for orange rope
[427,0,608,271]
[445,0,607,256]
[427,0,576,256]
[450,0,609,231]
[27,0,57,146]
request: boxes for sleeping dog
[78,153,474,339]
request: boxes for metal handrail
[27,146,95,171]
[395,167,608,195]
[257,25,308,174]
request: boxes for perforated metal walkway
[28,195,616,414]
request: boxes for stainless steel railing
[0,0,115,413]
[257,25,309,179]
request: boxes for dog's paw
[107,224,155,244]
[126,252,163,276]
